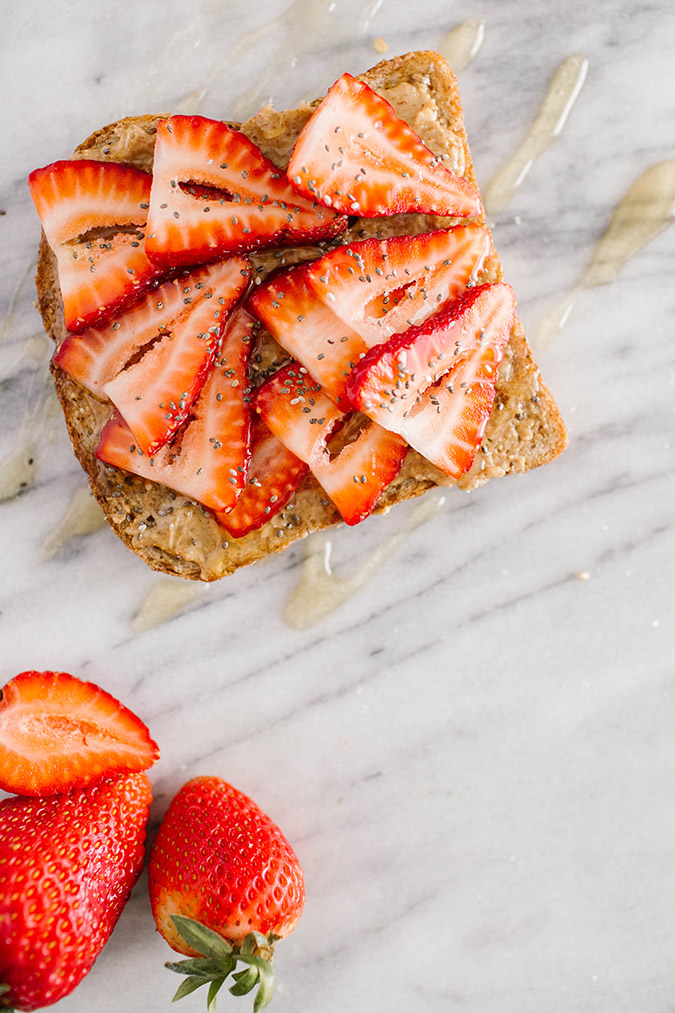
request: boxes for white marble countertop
[2,1,675,1011]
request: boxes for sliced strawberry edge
[347,283,516,478]
[254,362,407,526]
[217,418,308,538]
[0,670,160,797]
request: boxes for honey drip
[43,487,107,559]
[285,492,446,630]
[133,579,207,634]
[439,18,486,74]
[483,54,588,216]
[536,160,675,346]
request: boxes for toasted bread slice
[35,51,567,581]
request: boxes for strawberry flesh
[0,670,159,797]
[255,362,407,525]
[348,282,516,477]
[0,772,151,1012]
[288,72,481,218]
[28,159,163,332]
[96,307,255,513]
[99,258,250,456]
[145,115,347,267]
[217,417,308,538]
[249,263,367,407]
[304,224,491,346]
[55,258,249,401]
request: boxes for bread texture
[35,51,567,581]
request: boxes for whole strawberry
[0,772,152,1011]
[148,776,305,1010]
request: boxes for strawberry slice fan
[249,227,496,524]
[145,114,347,267]
[255,363,407,527]
[57,257,250,457]
[250,225,491,408]
[348,283,517,478]
[287,71,482,218]
[28,159,164,332]
[97,307,256,514]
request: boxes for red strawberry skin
[255,362,407,525]
[348,283,516,477]
[102,257,250,456]
[0,670,159,796]
[96,307,255,514]
[217,417,308,538]
[148,776,305,954]
[287,72,481,218]
[248,263,367,408]
[28,159,162,332]
[0,772,152,1012]
[146,115,347,267]
[304,225,491,347]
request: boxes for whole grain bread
[35,51,567,581]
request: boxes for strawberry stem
[166,916,280,1011]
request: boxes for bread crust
[35,52,567,581]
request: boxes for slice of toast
[35,51,567,581]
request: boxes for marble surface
[1,1,675,1010]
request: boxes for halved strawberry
[249,263,367,407]
[55,258,248,400]
[100,258,250,456]
[255,363,407,525]
[304,225,491,346]
[28,160,163,332]
[348,283,516,478]
[96,308,255,512]
[217,417,308,538]
[287,72,481,218]
[0,670,159,796]
[145,115,347,268]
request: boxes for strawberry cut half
[249,263,368,407]
[304,225,491,347]
[28,159,163,332]
[287,72,481,219]
[96,308,255,513]
[255,362,407,525]
[0,670,159,796]
[100,257,250,456]
[217,417,308,538]
[348,283,516,478]
[145,115,347,268]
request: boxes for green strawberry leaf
[171,916,233,961]
[253,969,276,1013]
[172,975,209,1002]
[207,976,227,1013]
[166,958,225,977]
[229,966,259,996]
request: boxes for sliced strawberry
[249,263,367,407]
[145,115,347,268]
[348,283,516,478]
[100,258,250,456]
[28,159,163,332]
[288,72,481,218]
[0,670,159,796]
[96,308,255,512]
[255,363,407,525]
[54,258,246,399]
[304,225,491,346]
[217,417,308,538]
